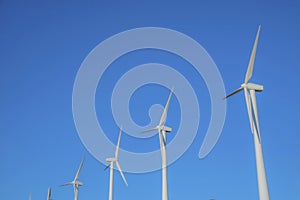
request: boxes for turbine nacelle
[74,181,83,186]
[106,157,117,162]
[62,180,83,187]
[225,82,264,99]
[242,83,264,92]
[157,125,172,133]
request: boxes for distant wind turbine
[224,25,270,200]
[105,127,128,200]
[143,87,174,200]
[61,157,85,200]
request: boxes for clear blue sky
[1,0,299,199]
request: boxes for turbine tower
[105,127,128,200]
[61,158,85,200]
[144,87,174,200]
[225,25,270,200]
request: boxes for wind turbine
[225,25,270,200]
[143,87,174,200]
[61,157,85,200]
[105,127,128,200]
[47,187,51,200]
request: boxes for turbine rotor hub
[158,125,172,133]
[106,157,117,162]
[241,83,264,92]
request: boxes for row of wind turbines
[54,87,173,200]
[30,25,270,200]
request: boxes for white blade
[29,192,32,200]
[224,87,243,99]
[244,88,254,133]
[61,182,73,187]
[104,163,110,171]
[142,127,158,133]
[244,25,261,84]
[159,87,174,126]
[47,187,51,200]
[116,161,128,186]
[159,130,167,146]
[250,90,262,143]
[115,127,122,159]
[74,157,85,181]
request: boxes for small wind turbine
[61,158,85,200]
[47,187,51,200]
[224,25,270,200]
[105,127,128,200]
[143,87,174,200]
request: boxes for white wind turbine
[143,87,174,200]
[61,158,85,200]
[105,127,128,200]
[225,25,270,200]
[47,187,51,200]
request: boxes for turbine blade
[47,187,51,200]
[116,161,128,186]
[162,135,166,146]
[244,25,261,84]
[115,127,123,158]
[224,87,243,99]
[244,88,254,133]
[29,192,32,200]
[74,157,85,181]
[249,90,262,143]
[61,182,73,187]
[159,131,167,146]
[142,127,158,133]
[104,163,110,171]
[159,87,174,126]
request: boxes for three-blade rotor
[105,127,128,186]
[224,25,261,99]
[61,157,85,187]
[224,25,262,143]
[143,87,174,145]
